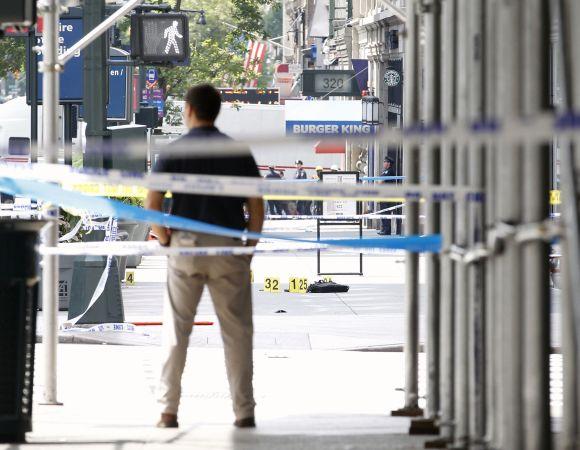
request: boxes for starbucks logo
[384,69,401,87]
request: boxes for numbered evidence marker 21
[125,271,136,286]
[264,277,281,293]
[289,277,308,294]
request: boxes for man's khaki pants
[158,231,255,420]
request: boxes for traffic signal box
[130,13,189,65]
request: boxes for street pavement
[15,346,434,450]
[23,221,564,448]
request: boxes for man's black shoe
[157,413,178,428]
[234,417,256,428]
[377,231,388,235]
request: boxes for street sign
[142,87,165,119]
[302,70,361,98]
[146,68,158,87]
[108,48,132,122]
[131,13,189,64]
[321,171,359,217]
[28,10,84,104]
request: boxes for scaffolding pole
[438,0,456,442]
[522,1,552,450]
[39,0,61,406]
[558,1,580,447]
[483,0,499,446]
[398,0,422,415]
[467,0,486,445]
[497,0,524,448]
[453,0,470,446]
[423,0,442,421]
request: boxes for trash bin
[68,256,125,325]
[0,220,45,443]
[38,254,78,312]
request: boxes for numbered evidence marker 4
[289,277,308,294]
[125,271,136,286]
[264,277,281,293]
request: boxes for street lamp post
[362,92,383,230]
[361,93,382,125]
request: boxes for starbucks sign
[384,69,401,87]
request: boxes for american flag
[243,40,267,87]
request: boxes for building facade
[280,0,407,177]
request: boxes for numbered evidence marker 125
[289,277,308,294]
[264,277,281,293]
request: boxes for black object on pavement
[0,220,45,443]
[306,280,350,293]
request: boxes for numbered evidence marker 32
[264,277,281,293]
[289,277,308,294]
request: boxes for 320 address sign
[302,70,361,97]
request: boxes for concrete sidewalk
[39,253,430,350]
[14,345,433,450]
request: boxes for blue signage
[146,68,158,85]
[107,49,131,121]
[286,120,376,136]
[142,88,165,119]
[36,16,84,103]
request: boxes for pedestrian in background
[378,156,402,236]
[294,160,311,215]
[264,166,286,215]
[146,83,263,429]
[311,165,324,216]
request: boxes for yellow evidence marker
[125,271,136,286]
[289,277,308,293]
[264,277,281,293]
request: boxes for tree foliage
[160,0,272,98]
[0,0,274,98]
[0,37,26,79]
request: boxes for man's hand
[145,190,171,246]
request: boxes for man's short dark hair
[185,84,222,122]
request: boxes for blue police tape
[0,176,442,253]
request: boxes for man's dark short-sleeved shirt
[154,126,260,230]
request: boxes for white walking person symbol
[163,20,183,54]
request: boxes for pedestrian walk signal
[131,13,189,64]
[0,0,36,29]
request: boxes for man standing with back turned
[145,84,264,429]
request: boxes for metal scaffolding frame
[395,0,577,448]
[31,0,580,448]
